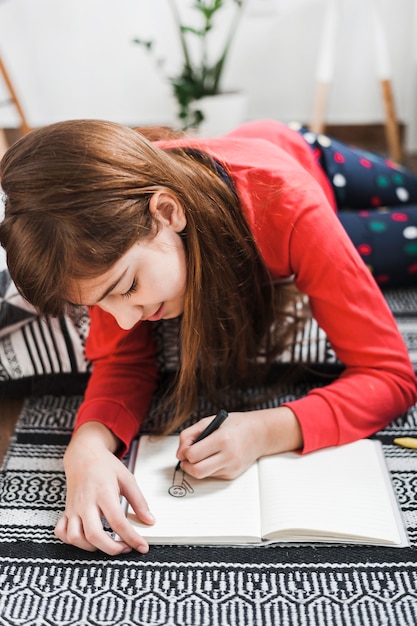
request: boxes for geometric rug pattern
[2,394,417,626]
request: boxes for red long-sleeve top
[75,120,417,455]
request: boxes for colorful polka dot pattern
[291,123,417,288]
[338,208,417,287]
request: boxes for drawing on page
[168,466,195,498]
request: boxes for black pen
[175,409,229,471]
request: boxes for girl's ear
[149,191,187,233]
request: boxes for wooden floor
[0,127,416,467]
[0,396,23,465]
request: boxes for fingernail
[121,546,132,554]
[146,510,156,523]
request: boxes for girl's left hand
[176,407,302,480]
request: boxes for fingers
[177,417,212,451]
[55,506,151,556]
[177,413,258,480]
[176,416,216,465]
[55,512,106,553]
[55,469,155,556]
[122,472,155,527]
[179,454,224,480]
[179,431,234,479]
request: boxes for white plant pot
[192,92,248,137]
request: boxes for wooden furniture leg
[381,78,402,163]
[310,0,338,135]
[370,0,403,162]
[0,128,8,157]
[0,54,31,135]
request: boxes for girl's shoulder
[155,120,335,209]
[156,129,308,180]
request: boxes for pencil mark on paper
[168,466,194,497]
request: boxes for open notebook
[126,437,408,546]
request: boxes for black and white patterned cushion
[0,265,37,337]
[0,240,91,392]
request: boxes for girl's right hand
[54,422,155,555]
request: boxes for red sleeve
[267,181,417,452]
[73,306,159,456]
[225,147,417,452]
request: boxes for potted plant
[134,0,247,132]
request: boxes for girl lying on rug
[0,119,416,555]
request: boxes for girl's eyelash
[122,279,137,298]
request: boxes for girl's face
[67,192,187,330]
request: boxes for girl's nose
[99,301,143,330]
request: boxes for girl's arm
[75,306,159,455]
[55,307,159,554]
[178,160,417,478]
[282,186,417,453]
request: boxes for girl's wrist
[69,421,121,454]
[258,406,303,456]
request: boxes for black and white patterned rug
[2,288,417,625]
[2,396,417,625]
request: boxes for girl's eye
[122,279,137,299]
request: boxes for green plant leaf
[134,0,246,129]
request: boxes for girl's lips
[147,303,164,322]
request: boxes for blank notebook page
[258,440,404,544]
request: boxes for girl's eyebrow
[97,268,129,302]
[65,268,129,308]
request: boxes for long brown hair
[0,120,300,431]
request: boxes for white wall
[0,0,416,148]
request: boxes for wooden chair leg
[0,55,31,135]
[0,128,8,158]
[381,78,402,163]
[309,0,339,134]
[310,82,330,135]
